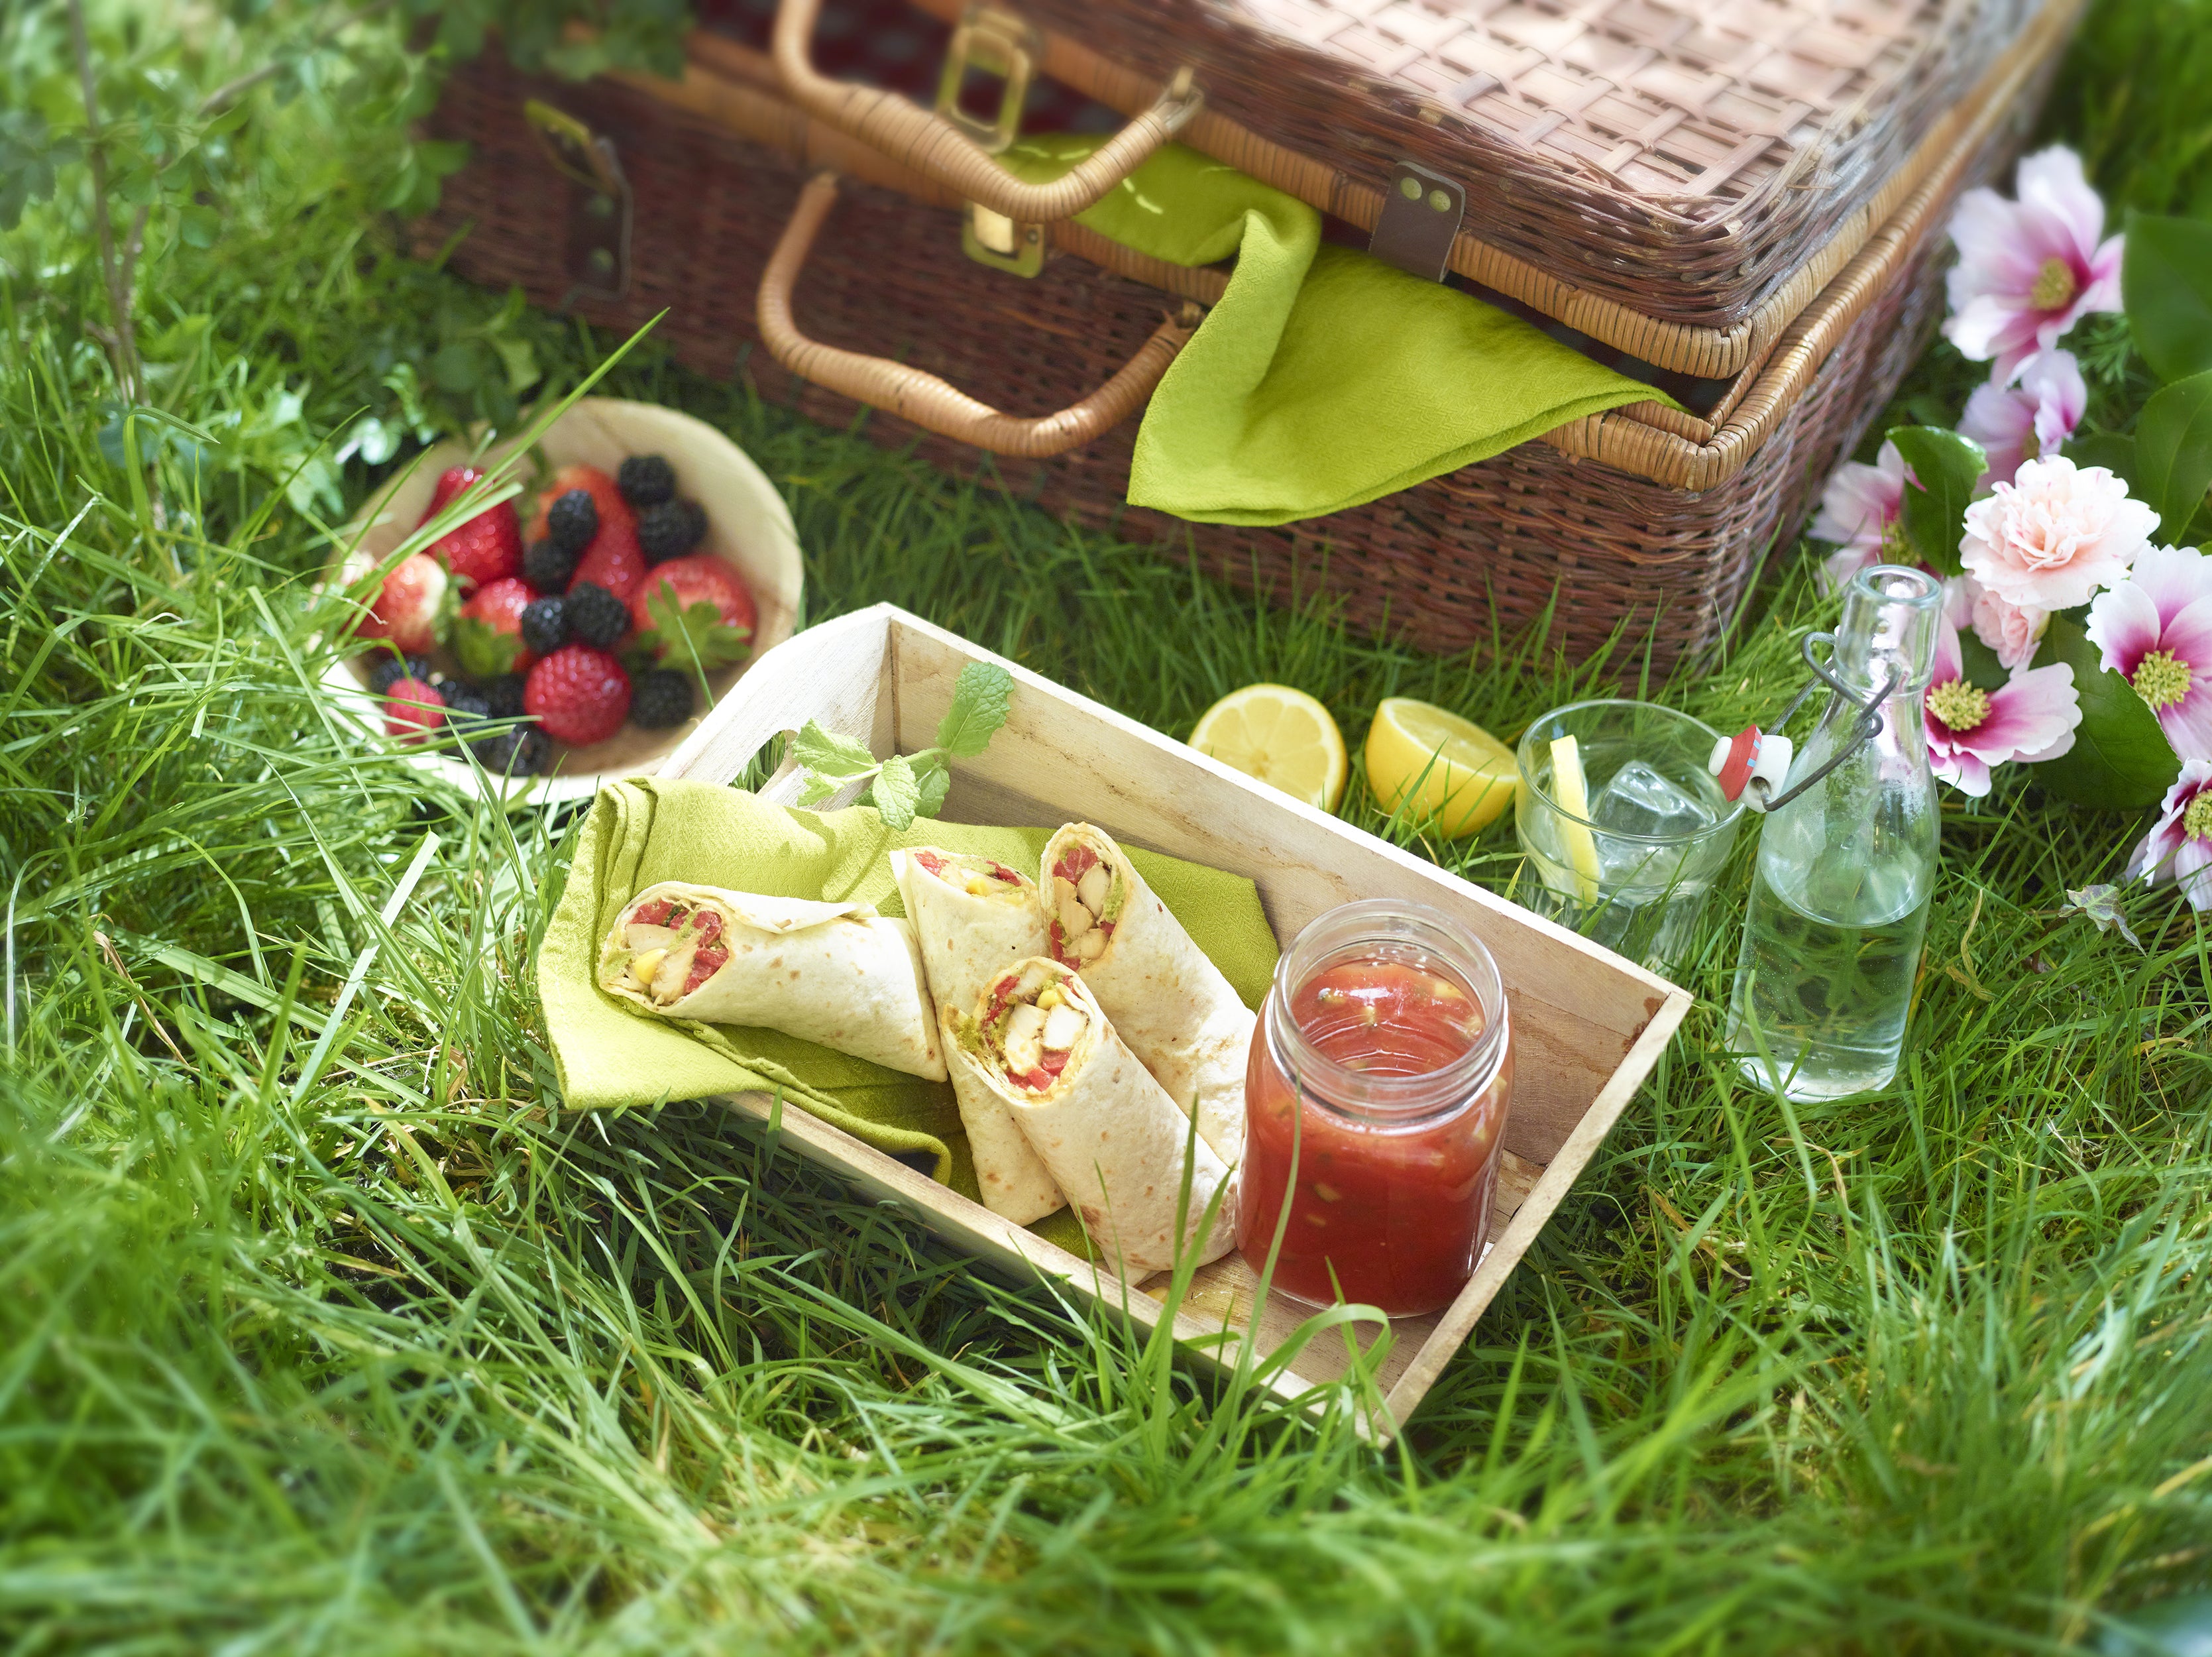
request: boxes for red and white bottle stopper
[1708,726,1795,811]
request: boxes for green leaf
[2026,613,2178,809]
[431,339,489,394]
[871,753,920,831]
[934,661,1015,758]
[2123,213,2212,384]
[795,772,840,807]
[453,613,521,680]
[2065,430,2140,490]
[1954,627,2010,694]
[2133,370,2212,545]
[913,761,952,820]
[178,203,221,249]
[790,721,879,785]
[1887,426,1986,575]
[640,584,751,671]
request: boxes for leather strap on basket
[758,173,1199,459]
[772,0,1201,224]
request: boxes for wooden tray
[660,604,1692,1434]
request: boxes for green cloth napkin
[1002,137,1673,527]
[537,777,1280,1253]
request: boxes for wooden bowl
[325,398,803,803]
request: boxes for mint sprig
[789,660,1014,830]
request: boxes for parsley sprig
[789,661,1014,830]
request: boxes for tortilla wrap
[598,880,946,1080]
[1040,824,1253,1169]
[954,958,1234,1277]
[892,848,1061,1224]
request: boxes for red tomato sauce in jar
[1237,901,1514,1318]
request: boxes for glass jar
[1237,899,1514,1318]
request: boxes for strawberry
[355,551,451,655]
[527,465,630,545]
[382,676,447,746]
[630,555,756,669]
[424,465,482,520]
[524,645,632,747]
[427,500,523,590]
[453,576,538,679]
[569,517,648,604]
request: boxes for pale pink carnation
[1958,454,2156,612]
[1956,349,2087,490]
[1942,147,2124,381]
[2126,760,2212,911]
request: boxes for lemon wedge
[1189,683,1349,811]
[1362,697,1517,838]
[1547,734,1603,903]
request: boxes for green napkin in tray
[1001,137,1675,528]
[537,777,1280,1254]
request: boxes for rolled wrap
[1040,825,1253,1169]
[952,958,1234,1277]
[891,848,1062,1224]
[598,880,946,1080]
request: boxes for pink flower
[1924,600,2081,797]
[1942,147,2124,380]
[1957,350,2087,490]
[1958,454,2156,612]
[2125,759,2212,911]
[1968,579,2051,671]
[2084,543,2212,760]
[1810,440,1909,593]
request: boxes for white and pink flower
[1942,147,2124,380]
[1810,439,1910,592]
[1963,574,2051,672]
[2125,760,2212,911]
[1958,454,2156,612]
[1924,593,2081,797]
[1957,349,2087,490]
[2085,543,2212,760]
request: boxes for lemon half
[1189,683,1349,811]
[1363,697,1517,838]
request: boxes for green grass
[4,1,2211,1651]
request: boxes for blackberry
[567,581,630,649]
[520,595,570,658]
[545,488,599,554]
[474,725,552,777]
[522,536,579,595]
[631,669,697,730]
[617,453,677,510]
[366,652,430,695]
[637,498,708,564]
[439,681,492,730]
[481,673,527,720]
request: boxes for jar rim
[1264,898,1510,1123]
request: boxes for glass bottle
[1724,564,1943,1100]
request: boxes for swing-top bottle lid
[1836,564,1942,695]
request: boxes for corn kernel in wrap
[891,848,1062,1224]
[599,880,945,1080]
[1040,824,1252,1168]
[953,958,1234,1277]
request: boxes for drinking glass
[1514,701,1745,972]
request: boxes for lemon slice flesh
[1362,697,1518,838]
[1547,735,1604,903]
[1189,683,1349,811]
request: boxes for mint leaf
[641,585,752,672]
[453,612,522,679]
[796,772,840,807]
[913,760,951,820]
[934,661,1014,758]
[871,753,920,830]
[790,720,879,783]
[1887,426,1985,575]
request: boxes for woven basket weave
[413,29,2052,671]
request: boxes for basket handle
[757,173,1199,459]
[771,0,1200,224]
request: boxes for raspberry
[382,676,446,746]
[524,646,632,747]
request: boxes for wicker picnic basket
[412,0,2075,669]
